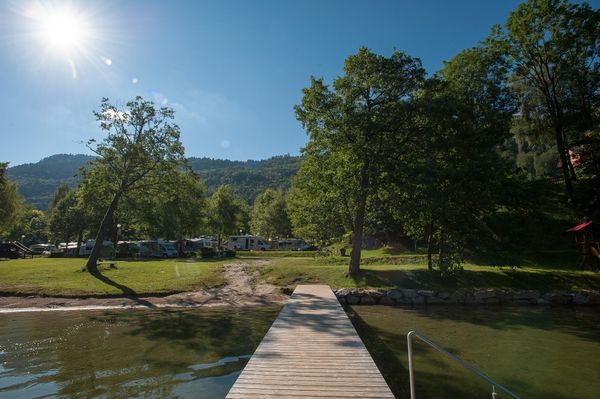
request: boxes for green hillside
[6,154,95,210]
[7,154,301,209]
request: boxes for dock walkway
[226,284,394,398]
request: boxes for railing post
[407,331,416,399]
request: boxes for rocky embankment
[334,288,600,306]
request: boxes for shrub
[200,247,215,259]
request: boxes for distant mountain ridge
[7,153,301,210]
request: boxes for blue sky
[2,0,593,166]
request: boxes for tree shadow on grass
[88,268,156,308]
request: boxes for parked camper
[182,237,217,253]
[78,240,114,257]
[226,235,271,251]
[138,240,178,258]
[57,242,79,256]
[29,243,58,255]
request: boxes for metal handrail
[407,331,521,399]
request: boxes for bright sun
[39,9,88,52]
[17,2,111,80]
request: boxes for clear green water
[0,307,280,398]
[349,305,600,399]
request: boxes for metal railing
[407,331,521,399]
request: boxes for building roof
[566,220,593,232]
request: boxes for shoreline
[0,294,288,313]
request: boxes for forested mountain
[7,154,95,210]
[7,153,301,209]
[189,155,301,203]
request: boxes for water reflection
[350,305,600,399]
[0,307,279,398]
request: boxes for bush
[223,249,236,258]
[200,247,215,259]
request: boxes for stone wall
[334,288,600,306]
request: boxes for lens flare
[14,1,117,81]
[39,8,88,52]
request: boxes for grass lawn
[0,250,597,297]
[0,257,227,296]
[251,250,600,291]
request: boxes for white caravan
[78,240,114,256]
[138,240,179,258]
[185,237,217,252]
[226,235,271,251]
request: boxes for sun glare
[40,9,87,52]
[15,1,111,80]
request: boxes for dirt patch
[0,259,287,312]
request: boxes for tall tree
[0,162,21,235]
[208,185,246,247]
[48,187,88,249]
[295,47,425,276]
[400,44,517,271]
[126,170,207,240]
[250,188,291,239]
[493,0,600,201]
[84,96,185,272]
[287,150,353,244]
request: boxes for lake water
[0,307,280,398]
[349,305,600,399]
[1,305,599,398]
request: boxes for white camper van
[226,235,271,251]
[79,240,114,256]
[138,240,179,258]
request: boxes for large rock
[542,292,572,305]
[437,291,451,300]
[514,290,541,301]
[379,296,394,305]
[588,292,600,305]
[449,289,469,304]
[426,296,447,304]
[573,293,589,305]
[387,290,403,300]
[364,289,385,300]
[360,296,377,305]
[474,289,497,300]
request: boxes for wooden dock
[226,284,394,398]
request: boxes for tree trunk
[426,222,434,271]
[554,123,574,202]
[438,227,446,272]
[348,194,366,277]
[348,165,370,277]
[86,191,121,273]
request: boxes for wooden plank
[226,284,394,398]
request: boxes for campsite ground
[0,249,598,306]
